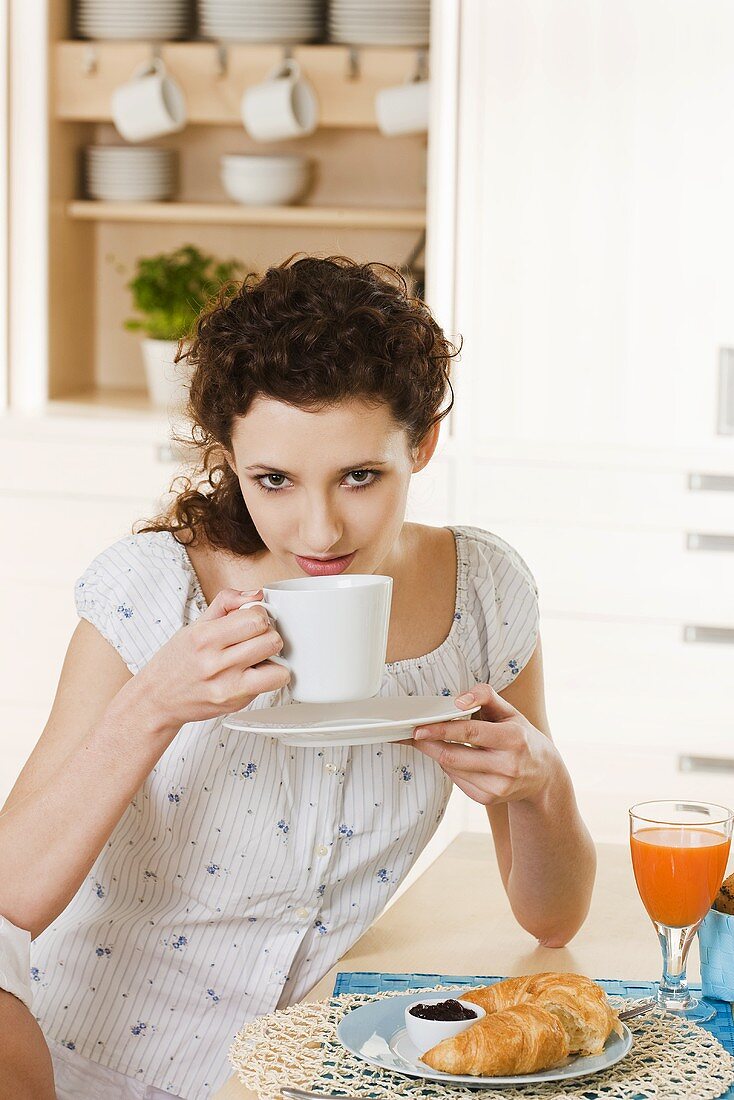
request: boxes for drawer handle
[688,473,734,493]
[719,348,734,435]
[679,754,734,774]
[686,532,734,552]
[683,625,734,645]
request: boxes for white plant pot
[141,338,190,411]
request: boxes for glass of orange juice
[630,800,733,1022]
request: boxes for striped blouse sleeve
[462,527,540,693]
[74,533,192,675]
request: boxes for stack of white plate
[198,0,324,43]
[220,154,313,205]
[85,146,177,202]
[76,0,191,41]
[328,0,430,46]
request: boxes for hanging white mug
[241,59,319,143]
[111,58,187,144]
[375,78,430,137]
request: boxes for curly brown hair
[138,254,459,556]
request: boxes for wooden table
[213,831,692,1099]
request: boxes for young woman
[0,256,595,1099]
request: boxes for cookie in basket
[714,872,734,916]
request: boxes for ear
[411,420,441,474]
[222,449,237,474]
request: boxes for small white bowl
[221,154,308,173]
[220,163,312,206]
[404,995,485,1055]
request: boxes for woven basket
[699,908,734,1002]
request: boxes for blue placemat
[332,971,734,1098]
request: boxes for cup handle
[268,654,290,670]
[239,600,290,670]
[238,598,278,622]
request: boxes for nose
[299,494,343,556]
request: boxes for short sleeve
[460,527,540,692]
[0,915,32,1011]
[75,532,200,675]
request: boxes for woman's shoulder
[74,530,202,674]
[452,524,538,594]
[450,524,539,691]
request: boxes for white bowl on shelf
[219,155,313,206]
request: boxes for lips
[294,551,356,576]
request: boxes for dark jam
[409,998,477,1022]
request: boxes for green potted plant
[123,244,244,410]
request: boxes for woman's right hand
[130,588,291,729]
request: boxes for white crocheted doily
[229,987,734,1100]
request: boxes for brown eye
[256,473,289,492]
[344,470,379,489]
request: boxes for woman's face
[228,396,438,577]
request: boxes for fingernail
[414,727,431,739]
[456,692,475,705]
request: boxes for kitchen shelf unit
[20,5,433,417]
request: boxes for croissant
[421,972,622,1077]
[422,1002,570,1076]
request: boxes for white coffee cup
[241,59,318,143]
[111,59,187,144]
[242,574,392,704]
[375,79,430,137]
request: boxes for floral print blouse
[30,525,538,1099]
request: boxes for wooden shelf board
[67,200,426,228]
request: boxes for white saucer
[222,695,481,747]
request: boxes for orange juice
[631,826,731,927]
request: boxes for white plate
[200,3,322,10]
[200,22,320,31]
[329,17,429,28]
[337,990,634,1087]
[200,1,322,6]
[223,694,480,747]
[87,191,174,201]
[200,31,322,42]
[328,34,430,45]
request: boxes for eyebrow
[244,460,390,476]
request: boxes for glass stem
[654,921,699,1008]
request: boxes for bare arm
[0,990,56,1099]
[408,635,596,947]
[488,637,596,946]
[0,620,173,937]
[0,589,290,939]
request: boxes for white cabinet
[452,0,734,450]
[458,449,734,842]
[425,0,734,845]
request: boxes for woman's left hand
[405,682,561,807]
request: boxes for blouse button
[295,907,310,920]
[324,762,338,774]
[315,844,329,857]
